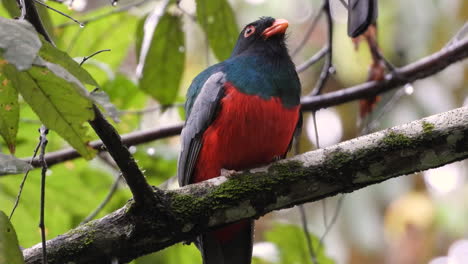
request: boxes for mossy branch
[23,106,468,263]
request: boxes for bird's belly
[193,85,299,183]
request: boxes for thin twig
[311,110,329,234]
[319,194,345,245]
[38,126,49,264]
[56,0,150,28]
[136,0,171,77]
[292,1,326,57]
[296,46,329,73]
[80,49,112,66]
[26,124,183,168]
[80,174,122,225]
[118,103,184,116]
[17,0,27,19]
[9,139,41,219]
[300,37,468,111]
[32,0,84,27]
[310,0,334,96]
[444,22,468,49]
[298,205,318,264]
[292,126,318,264]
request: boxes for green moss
[422,121,435,134]
[382,132,412,148]
[326,151,353,168]
[83,232,94,245]
[169,160,306,222]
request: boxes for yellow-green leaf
[38,37,98,87]
[12,66,96,159]
[265,223,335,264]
[0,60,19,153]
[139,13,185,105]
[196,0,238,61]
[0,211,25,264]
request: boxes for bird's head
[231,17,289,58]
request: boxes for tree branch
[23,106,468,263]
[16,37,467,170]
[26,124,183,168]
[301,37,468,111]
[88,105,156,206]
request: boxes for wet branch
[23,106,468,263]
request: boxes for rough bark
[23,106,468,263]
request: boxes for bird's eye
[244,25,256,38]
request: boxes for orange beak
[262,19,289,39]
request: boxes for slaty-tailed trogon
[178,17,301,264]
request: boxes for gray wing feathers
[178,72,226,187]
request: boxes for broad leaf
[59,10,138,71]
[11,65,96,159]
[0,17,42,70]
[135,15,146,62]
[0,153,32,176]
[196,0,238,61]
[102,74,141,109]
[0,0,53,38]
[0,211,24,264]
[36,5,55,41]
[139,13,185,105]
[265,223,335,264]
[1,0,19,18]
[38,37,98,87]
[0,159,130,247]
[0,60,19,153]
[90,89,120,123]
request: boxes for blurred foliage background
[0,0,467,263]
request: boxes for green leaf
[58,9,138,71]
[0,60,19,153]
[1,0,20,18]
[0,211,24,264]
[265,223,335,264]
[196,0,238,61]
[10,65,96,159]
[90,89,120,123]
[135,15,146,62]
[133,243,201,264]
[0,17,42,70]
[139,13,185,105]
[102,74,141,109]
[0,159,130,247]
[0,153,32,176]
[36,5,55,42]
[38,37,98,87]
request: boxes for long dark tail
[197,220,253,264]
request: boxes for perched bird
[178,17,301,264]
[347,0,378,37]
